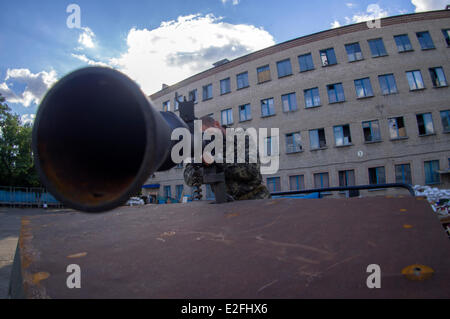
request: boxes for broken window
[334,124,352,146]
[388,117,407,139]
[261,98,275,117]
[368,167,386,185]
[257,65,271,83]
[362,120,381,142]
[309,128,326,149]
[429,67,447,87]
[416,113,435,135]
[319,48,337,66]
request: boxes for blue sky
[0,0,447,123]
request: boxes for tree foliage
[0,93,40,187]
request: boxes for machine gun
[32,67,229,213]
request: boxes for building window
[368,167,386,185]
[261,98,275,117]
[206,184,215,200]
[362,120,381,142]
[239,104,251,122]
[443,29,450,46]
[378,74,398,95]
[188,89,197,103]
[285,132,302,153]
[354,78,374,98]
[424,160,440,184]
[220,78,231,95]
[175,185,184,201]
[429,67,448,87]
[264,136,278,157]
[267,177,281,193]
[395,164,412,184]
[236,72,249,89]
[327,83,345,103]
[394,34,413,52]
[345,42,363,62]
[339,170,355,187]
[202,84,213,100]
[221,108,233,126]
[163,185,171,198]
[406,70,425,90]
[276,59,293,78]
[298,53,314,72]
[388,116,407,139]
[369,166,386,185]
[368,38,387,57]
[416,113,435,135]
[257,65,271,83]
[304,87,321,107]
[314,172,329,189]
[319,48,337,66]
[289,175,305,191]
[162,100,170,112]
[416,31,435,50]
[281,92,298,112]
[174,93,183,111]
[309,128,326,149]
[440,110,450,132]
[334,124,352,146]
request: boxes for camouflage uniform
[184,128,271,201]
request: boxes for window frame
[281,92,298,112]
[345,42,364,62]
[238,104,252,122]
[429,67,448,87]
[327,83,345,103]
[440,110,450,133]
[276,59,293,78]
[416,31,435,50]
[416,113,435,136]
[304,87,321,108]
[333,124,352,147]
[285,132,302,153]
[354,77,374,98]
[309,128,327,150]
[362,120,381,142]
[220,77,231,95]
[298,53,315,72]
[261,98,275,117]
[388,116,408,139]
[368,38,388,57]
[394,34,413,52]
[319,48,337,67]
[221,108,233,126]
[236,72,249,90]
[202,83,213,101]
[378,74,398,95]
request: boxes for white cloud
[110,14,275,94]
[331,20,341,28]
[411,0,448,12]
[71,53,110,67]
[332,4,389,27]
[346,2,356,8]
[0,69,58,107]
[346,4,389,24]
[78,27,96,49]
[222,0,240,5]
[21,114,36,125]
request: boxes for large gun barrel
[32,67,188,212]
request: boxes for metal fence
[0,186,63,208]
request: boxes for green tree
[0,93,40,187]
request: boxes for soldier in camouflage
[184,117,271,201]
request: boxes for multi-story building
[143,9,450,201]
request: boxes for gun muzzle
[32,67,187,212]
